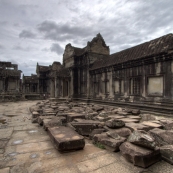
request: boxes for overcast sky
[0,0,173,76]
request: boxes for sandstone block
[128,130,157,149]
[120,142,161,168]
[48,126,85,151]
[105,119,125,129]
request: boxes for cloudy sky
[0,0,172,76]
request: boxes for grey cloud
[13,45,33,52]
[19,30,36,39]
[37,20,92,42]
[0,44,5,49]
[50,43,63,55]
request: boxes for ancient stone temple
[23,33,173,113]
[0,61,22,101]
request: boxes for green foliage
[95,142,105,149]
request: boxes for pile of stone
[29,100,173,167]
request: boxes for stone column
[87,67,90,98]
[78,68,80,95]
[109,70,113,98]
[55,78,57,98]
[70,69,74,97]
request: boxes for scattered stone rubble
[30,100,173,168]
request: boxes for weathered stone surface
[117,111,131,116]
[85,112,98,120]
[104,126,131,137]
[132,109,140,115]
[32,111,39,118]
[125,122,151,132]
[120,142,161,168]
[125,108,133,113]
[89,129,105,139]
[93,133,126,151]
[108,115,125,119]
[100,135,126,152]
[127,115,141,120]
[118,118,139,123]
[70,120,101,136]
[128,130,157,149]
[48,126,85,151]
[95,116,111,122]
[142,121,163,129]
[140,114,156,122]
[43,117,66,130]
[66,113,85,122]
[31,117,38,123]
[149,128,173,146]
[105,119,125,129]
[159,119,173,130]
[160,145,173,164]
[92,106,104,112]
[37,116,54,125]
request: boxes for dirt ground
[0,100,173,173]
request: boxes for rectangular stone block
[48,126,85,151]
[37,116,54,125]
[120,142,161,168]
[70,120,101,136]
[66,113,85,122]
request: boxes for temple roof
[91,33,173,70]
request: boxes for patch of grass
[95,142,105,149]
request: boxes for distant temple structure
[0,61,22,100]
[3,33,173,112]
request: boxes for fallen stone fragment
[70,120,102,136]
[104,126,131,137]
[132,109,140,115]
[128,130,157,149]
[37,116,54,125]
[105,119,125,129]
[160,145,173,164]
[95,116,111,122]
[93,133,126,151]
[66,113,85,122]
[48,126,85,151]
[149,128,173,146]
[120,142,161,168]
[142,121,163,129]
[118,118,139,123]
[108,115,125,119]
[85,112,98,120]
[159,119,173,130]
[127,115,141,121]
[89,128,106,139]
[32,111,39,118]
[140,114,156,122]
[43,117,66,130]
[125,108,133,113]
[117,111,131,116]
[92,106,104,112]
[125,122,151,132]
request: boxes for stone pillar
[109,70,113,98]
[70,69,74,97]
[37,80,40,94]
[87,67,90,98]
[55,78,57,98]
[78,68,80,95]
[50,79,55,97]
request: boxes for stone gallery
[22,33,173,113]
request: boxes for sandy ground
[0,100,173,173]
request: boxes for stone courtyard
[0,100,173,173]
